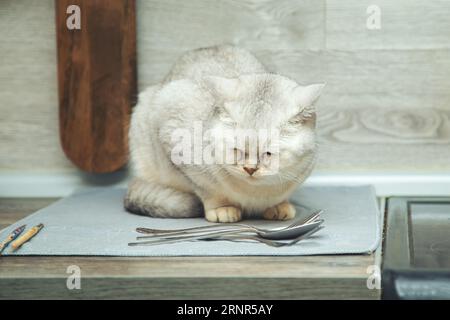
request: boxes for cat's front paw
[263,202,296,220]
[205,206,242,223]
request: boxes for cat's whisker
[278,172,306,184]
[184,166,223,176]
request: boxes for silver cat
[125,45,324,222]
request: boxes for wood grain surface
[56,0,136,173]
[0,198,381,299]
[327,0,450,50]
[1,0,450,173]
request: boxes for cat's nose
[243,167,258,176]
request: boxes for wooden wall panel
[326,0,450,50]
[137,0,325,51]
[317,108,450,171]
[1,0,450,173]
[0,0,71,170]
[256,49,450,110]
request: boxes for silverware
[215,226,324,247]
[136,209,323,236]
[129,225,323,247]
[136,218,323,241]
[129,211,323,246]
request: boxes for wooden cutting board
[55,0,136,173]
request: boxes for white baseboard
[1,172,450,198]
[305,173,450,197]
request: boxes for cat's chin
[230,172,276,186]
[225,169,260,183]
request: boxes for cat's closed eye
[288,108,315,125]
[260,152,272,165]
[288,115,304,125]
[233,148,244,163]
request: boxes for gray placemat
[0,186,380,256]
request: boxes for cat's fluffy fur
[125,45,324,223]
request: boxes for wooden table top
[0,198,382,299]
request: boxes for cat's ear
[203,76,239,100]
[294,83,325,108]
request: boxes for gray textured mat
[0,186,380,256]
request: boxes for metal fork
[136,209,323,237]
[128,225,323,248]
[136,219,323,241]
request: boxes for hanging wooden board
[55,0,136,173]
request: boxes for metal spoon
[136,218,323,241]
[134,211,323,243]
[136,209,323,236]
[129,219,324,246]
[215,226,324,248]
[129,225,324,248]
